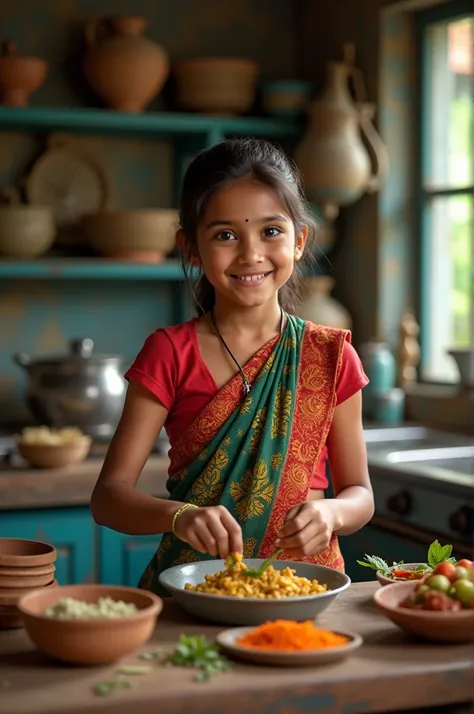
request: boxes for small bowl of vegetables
[374,558,474,643]
[17,584,163,665]
[358,540,457,587]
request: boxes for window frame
[415,0,474,382]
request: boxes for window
[416,1,473,382]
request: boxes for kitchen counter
[0,456,169,511]
[1,583,473,714]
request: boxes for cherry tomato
[424,574,451,593]
[452,579,474,608]
[433,562,458,582]
[454,566,470,581]
[456,559,473,569]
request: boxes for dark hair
[178,138,317,314]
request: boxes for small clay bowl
[0,538,57,568]
[0,571,55,588]
[17,584,163,665]
[376,563,426,587]
[17,436,92,469]
[0,564,55,578]
[0,578,58,607]
[374,580,474,643]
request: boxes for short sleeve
[124,330,177,410]
[336,340,369,405]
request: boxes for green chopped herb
[117,665,152,676]
[139,648,163,661]
[92,677,136,697]
[165,634,231,682]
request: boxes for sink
[386,446,474,476]
[364,425,474,453]
[365,426,474,482]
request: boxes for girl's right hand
[174,505,243,558]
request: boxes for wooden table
[1,583,473,714]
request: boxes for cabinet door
[98,527,162,587]
[340,524,431,583]
[0,508,95,585]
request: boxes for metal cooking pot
[13,338,126,440]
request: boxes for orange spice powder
[237,620,350,652]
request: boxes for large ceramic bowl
[17,584,163,664]
[159,559,350,626]
[374,580,474,643]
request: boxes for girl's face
[193,178,307,310]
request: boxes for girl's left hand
[276,501,335,557]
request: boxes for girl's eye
[216,230,236,241]
[264,226,283,238]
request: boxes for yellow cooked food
[184,553,328,599]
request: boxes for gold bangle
[172,503,198,537]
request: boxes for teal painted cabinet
[98,527,162,587]
[0,507,95,585]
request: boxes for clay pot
[83,16,169,113]
[0,204,55,257]
[296,276,352,329]
[175,57,259,115]
[294,48,389,220]
[0,40,48,107]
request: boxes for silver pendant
[243,380,251,397]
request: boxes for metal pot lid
[13,338,125,368]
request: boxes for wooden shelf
[0,256,328,280]
[0,258,187,280]
[0,106,302,140]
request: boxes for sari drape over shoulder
[139,315,349,593]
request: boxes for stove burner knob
[386,490,412,516]
[449,506,474,537]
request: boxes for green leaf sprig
[165,634,232,682]
[356,555,395,576]
[357,539,456,576]
[426,539,456,568]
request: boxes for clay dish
[374,580,474,643]
[17,436,92,468]
[17,584,163,665]
[0,538,57,568]
[0,578,58,607]
[376,563,426,587]
[0,564,55,578]
[0,571,55,588]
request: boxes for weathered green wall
[0,0,301,426]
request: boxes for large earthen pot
[83,16,169,113]
[0,41,48,107]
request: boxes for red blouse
[125,319,369,489]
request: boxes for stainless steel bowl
[159,559,351,626]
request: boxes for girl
[91,138,374,593]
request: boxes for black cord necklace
[210,308,285,398]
